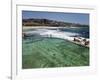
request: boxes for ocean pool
[22,37,89,69]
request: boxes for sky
[22,11,89,25]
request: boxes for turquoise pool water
[22,37,89,69]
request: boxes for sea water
[59,27,89,38]
[23,27,89,39]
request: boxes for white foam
[38,29,79,41]
[23,28,87,41]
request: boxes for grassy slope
[22,38,89,69]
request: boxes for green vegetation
[22,38,89,69]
